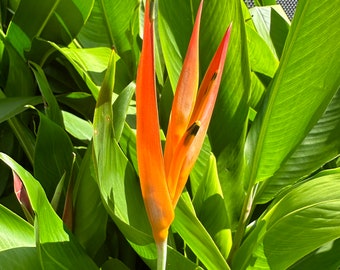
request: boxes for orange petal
[171,24,232,206]
[164,0,203,198]
[136,0,174,244]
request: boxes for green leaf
[249,5,290,59]
[50,45,112,99]
[173,198,231,270]
[246,0,340,185]
[0,92,41,124]
[5,0,93,58]
[34,111,74,199]
[233,170,340,269]
[0,153,98,269]
[62,110,93,141]
[245,24,279,78]
[73,144,107,257]
[0,204,40,269]
[112,82,135,141]
[77,0,139,72]
[40,0,94,45]
[192,154,232,259]
[5,0,58,58]
[29,61,64,126]
[256,88,340,203]
[289,239,340,270]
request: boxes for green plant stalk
[228,182,257,263]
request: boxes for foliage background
[0,0,339,269]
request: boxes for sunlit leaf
[233,170,340,269]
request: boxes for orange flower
[136,0,231,267]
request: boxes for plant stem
[157,239,167,270]
[227,184,257,264]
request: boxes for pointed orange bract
[136,0,174,244]
[170,25,232,206]
[164,1,203,195]
[136,0,232,261]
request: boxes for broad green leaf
[54,45,112,97]
[246,0,340,184]
[34,111,74,199]
[0,35,35,96]
[0,153,98,269]
[256,88,340,203]
[173,198,231,270]
[192,154,232,259]
[77,0,137,52]
[6,0,93,58]
[245,24,279,78]
[233,170,340,269]
[29,61,64,126]
[77,0,139,72]
[40,0,94,45]
[0,204,40,269]
[73,144,107,257]
[62,110,93,141]
[0,92,41,124]
[5,0,58,58]
[289,238,340,270]
[249,5,290,59]
[57,92,96,120]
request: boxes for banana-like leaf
[73,144,107,257]
[173,197,231,270]
[77,0,139,72]
[192,154,232,259]
[0,93,41,124]
[6,0,93,58]
[289,238,340,270]
[29,62,64,127]
[233,170,340,269]
[62,110,93,141]
[0,153,98,269]
[34,111,74,200]
[256,89,340,203]
[246,0,340,184]
[0,204,40,269]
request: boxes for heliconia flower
[136,0,231,268]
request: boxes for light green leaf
[256,88,340,203]
[192,154,232,259]
[50,44,112,99]
[246,0,340,185]
[173,198,231,270]
[62,110,93,141]
[0,153,98,269]
[112,82,135,141]
[250,5,290,59]
[233,170,340,269]
[0,204,40,269]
